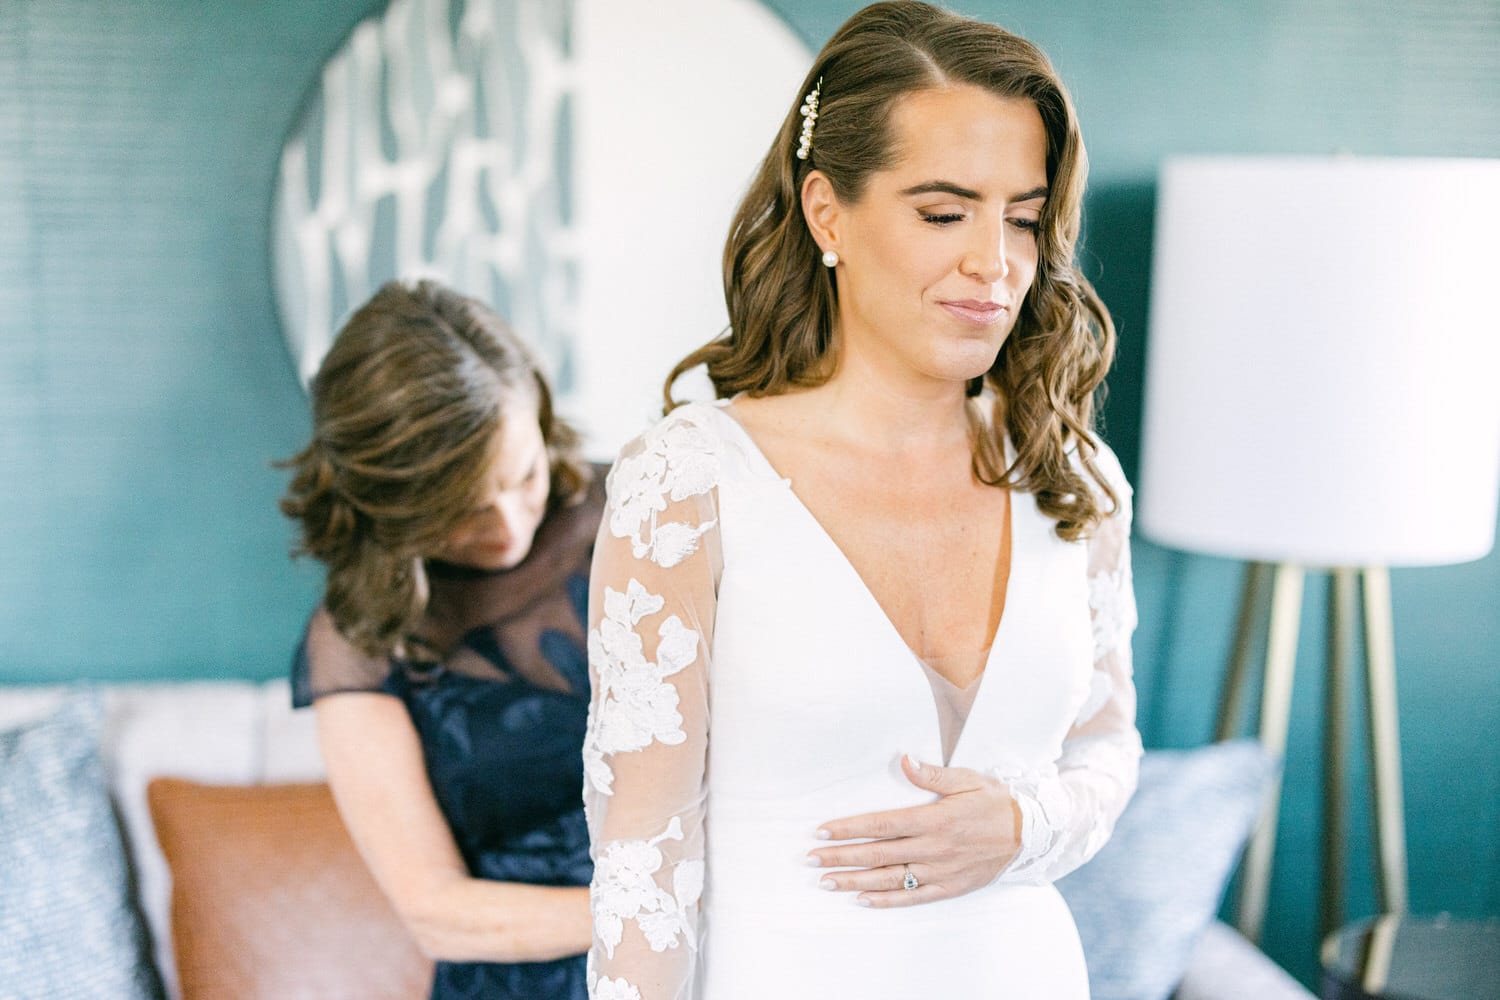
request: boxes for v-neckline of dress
[705,399,1019,764]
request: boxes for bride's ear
[801,170,843,260]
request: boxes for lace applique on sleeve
[585,408,722,1000]
[994,441,1144,885]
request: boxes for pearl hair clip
[796,77,822,161]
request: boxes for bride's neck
[812,358,971,454]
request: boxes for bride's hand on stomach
[805,754,1022,908]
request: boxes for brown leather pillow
[146,778,432,1000]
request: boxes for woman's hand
[806,754,1022,908]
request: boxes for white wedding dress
[582,399,1142,1000]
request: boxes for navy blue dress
[293,475,604,1000]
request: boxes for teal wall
[3,0,1496,987]
[1,0,388,681]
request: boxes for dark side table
[1321,915,1500,1000]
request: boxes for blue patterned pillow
[1056,740,1275,1000]
[0,694,162,1000]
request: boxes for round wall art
[271,0,809,457]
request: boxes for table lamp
[1137,156,1500,944]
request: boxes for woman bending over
[283,279,599,1000]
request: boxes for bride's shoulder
[641,399,737,453]
[606,400,732,495]
[1063,434,1131,500]
[1090,440,1131,501]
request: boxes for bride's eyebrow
[898,180,982,200]
[897,181,1049,204]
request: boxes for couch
[0,680,1315,1000]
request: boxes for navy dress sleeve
[291,605,392,708]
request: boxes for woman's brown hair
[665,0,1117,539]
[280,279,590,658]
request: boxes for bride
[582,2,1142,996]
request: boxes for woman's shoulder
[607,399,736,489]
[1062,434,1132,537]
[292,606,394,707]
[644,398,737,443]
[1079,436,1131,499]
[601,401,735,563]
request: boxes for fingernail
[857,895,873,907]
[905,752,924,769]
[805,854,822,867]
[816,828,831,841]
[819,878,836,891]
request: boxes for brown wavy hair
[280,279,591,657]
[665,0,1117,539]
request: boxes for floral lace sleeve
[584,410,722,1000]
[994,441,1144,885]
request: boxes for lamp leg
[1321,568,1356,941]
[1236,562,1305,943]
[1218,562,1270,741]
[1361,566,1409,914]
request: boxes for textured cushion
[0,694,162,1000]
[0,681,296,999]
[1056,740,1276,1000]
[147,778,431,1000]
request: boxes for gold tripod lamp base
[1218,562,1409,944]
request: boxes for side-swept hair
[666,0,1117,539]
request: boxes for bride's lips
[939,299,1009,326]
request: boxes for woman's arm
[583,412,721,1000]
[991,443,1143,885]
[315,692,590,963]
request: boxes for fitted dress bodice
[699,414,1095,996]
[581,401,1142,999]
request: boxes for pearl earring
[821,249,839,268]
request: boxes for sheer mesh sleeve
[994,442,1144,885]
[290,606,394,708]
[584,411,721,1000]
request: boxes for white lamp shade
[1138,156,1500,567]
